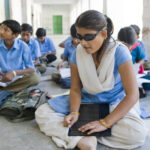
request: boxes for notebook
[68,103,111,136]
[0,76,23,87]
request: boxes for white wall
[143,0,150,60]
[106,0,143,39]
[0,0,5,22]
[89,0,103,12]
[70,0,103,26]
[21,0,33,24]
[32,4,42,36]
[41,4,70,35]
[10,0,22,24]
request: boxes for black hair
[75,10,114,59]
[70,24,77,38]
[21,23,33,34]
[36,28,46,37]
[130,24,140,36]
[118,26,136,45]
[2,19,21,34]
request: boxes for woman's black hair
[118,26,136,45]
[2,20,21,34]
[75,10,114,60]
[130,24,140,36]
[21,23,33,35]
[36,28,46,37]
[70,24,77,38]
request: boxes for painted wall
[9,0,22,23]
[106,0,143,39]
[0,0,5,22]
[41,4,70,35]
[143,0,150,60]
[21,0,32,24]
[32,4,42,36]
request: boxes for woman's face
[76,27,107,54]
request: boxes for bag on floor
[0,89,48,122]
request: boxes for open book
[0,76,23,87]
[68,103,111,136]
[59,68,70,79]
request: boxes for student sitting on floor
[52,24,79,88]
[130,24,148,73]
[59,36,72,49]
[35,28,57,65]
[0,20,40,92]
[130,24,148,61]
[20,23,46,74]
[35,10,148,150]
[59,36,72,59]
[57,24,79,69]
[118,26,145,74]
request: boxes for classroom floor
[0,35,150,150]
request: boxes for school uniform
[35,44,147,149]
[0,39,40,92]
[35,37,57,64]
[63,40,76,64]
[25,38,41,61]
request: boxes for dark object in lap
[68,103,111,136]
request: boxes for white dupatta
[76,41,120,94]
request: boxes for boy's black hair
[21,23,33,34]
[70,24,77,38]
[118,26,136,45]
[36,28,46,37]
[2,19,21,34]
[130,24,140,36]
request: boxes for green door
[53,15,62,34]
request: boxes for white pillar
[143,0,150,60]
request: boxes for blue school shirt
[48,44,132,115]
[131,45,145,64]
[26,38,41,61]
[62,37,72,47]
[63,41,76,64]
[137,40,148,61]
[0,39,34,73]
[35,37,56,55]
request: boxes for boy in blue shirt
[21,23,46,74]
[57,24,79,69]
[0,20,40,92]
[35,28,57,64]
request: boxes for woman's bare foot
[77,136,97,150]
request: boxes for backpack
[0,89,48,122]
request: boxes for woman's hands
[64,112,79,128]
[78,120,107,135]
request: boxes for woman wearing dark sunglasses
[35,10,147,150]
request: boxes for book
[59,68,70,79]
[68,103,111,137]
[0,76,23,87]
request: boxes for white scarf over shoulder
[76,41,120,94]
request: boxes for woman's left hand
[78,120,107,135]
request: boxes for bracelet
[70,112,80,116]
[99,119,111,128]
[12,71,17,77]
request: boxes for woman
[35,10,147,150]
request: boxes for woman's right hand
[63,113,79,128]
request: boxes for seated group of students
[0,20,58,92]
[0,10,149,150]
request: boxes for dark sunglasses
[76,27,107,41]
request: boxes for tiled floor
[0,35,150,150]
[0,65,150,150]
